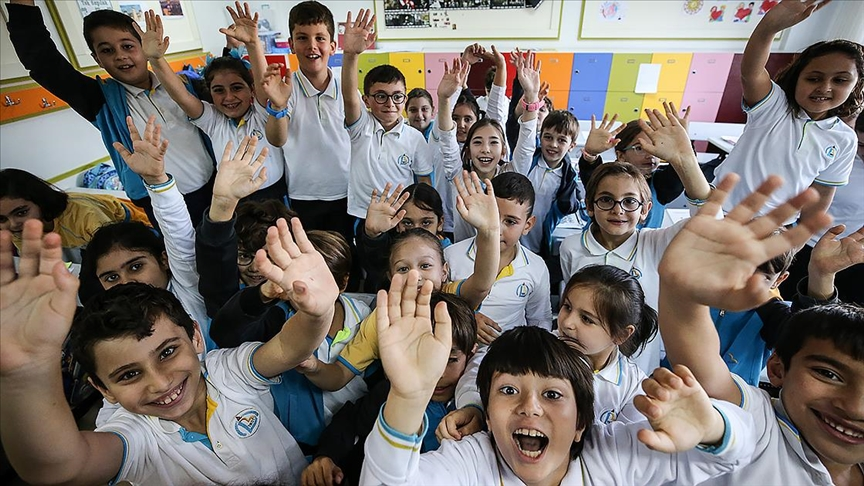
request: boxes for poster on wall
[375,0,562,40]
[76,0,113,17]
[580,0,782,39]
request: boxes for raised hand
[436,406,484,442]
[538,81,550,104]
[261,63,293,109]
[438,57,471,100]
[364,183,411,238]
[475,312,502,345]
[377,271,452,403]
[462,43,486,65]
[757,0,831,33]
[342,9,376,55]
[224,23,242,49]
[634,366,726,452]
[135,9,169,60]
[584,113,625,157]
[301,456,344,486]
[1,220,79,375]
[809,224,864,276]
[219,1,259,45]
[636,108,693,164]
[511,48,541,100]
[212,136,269,203]
[658,174,832,311]
[113,115,169,185]
[664,101,691,132]
[454,170,499,233]
[483,44,506,69]
[255,218,339,319]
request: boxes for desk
[707,136,737,154]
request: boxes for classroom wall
[1,0,861,187]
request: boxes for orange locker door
[535,52,574,94]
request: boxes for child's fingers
[590,114,598,130]
[697,173,737,218]
[387,272,406,322]
[643,108,664,128]
[345,11,353,27]
[0,231,16,286]
[415,279,434,320]
[112,142,133,162]
[725,175,783,224]
[746,187,819,237]
[374,288,390,336]
[400,270,420,318]
[636,428,676,453]
[278,217,302,258]
[263,225,291,269]
[290,217,316,254]
[16,220,45,278]
[394,191,411,210]
[433,300,453,347]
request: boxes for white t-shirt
[96,343,307,485]
[283,69,352,201]
[120,73,214,194]
[699,374,864,485]
[445,237,552,333]
[346,109,434,218]
[807,154,864,247]
[191,102,284,190]
[714,82,855,224]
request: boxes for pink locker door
[685,53,735,93]
[424,52,461,100]
[680,91,724,122]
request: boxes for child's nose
[516,392,543,416]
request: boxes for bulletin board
[374,0,563,41]
[46,0,202,70]
[580,0,784,40]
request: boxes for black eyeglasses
[593,196,643,212]
[237,252,255,266]
[371,92,406,104]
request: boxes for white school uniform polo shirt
[445,237,552,333]
[284,69,352,201]
[191,102,284,190]
[120,72,214,194]
[96,342,307,485]
[807,154,864,247]
[715,81,855,224]
[320,294,370,422]
[559,221,686,374]
[592,348,648,426]
[700,374,864,485]
[346,109,434,218]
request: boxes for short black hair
[756,229,794,277]
[83,9,141,54]
[774,303,864,369]
[235,200,297,254]
[492,171,535,217]
[80,221,166,298]
[0,168,69,221]
[431,292,476,356]
[454,88,481,120]
[288,1,335,42]
[407,87,435,109]
[855,112,864,132]
[363,65,406,95]
[541,110,579,140]
[400,183,444,224]
[614,120,643,153]
[477,327,594,458]
[70,283,196,389]
[204,56,254,90]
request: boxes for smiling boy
[340,9,432,221]
[0,217,338,485]
[6,0,215,227]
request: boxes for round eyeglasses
[593,196,644,212]
[237,252,255,266]
[371,92,407,104]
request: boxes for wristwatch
[520,98,543,112]
[266,100,288,119]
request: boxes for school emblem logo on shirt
[251,129,264,141]
[599,409,618,424]
[630,267,642,279]
[234,408,261,438]
[515,283,529,298]
[824,145,837,158]
[397,154,410,167]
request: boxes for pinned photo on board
[159,0,183,17]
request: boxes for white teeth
[155,382,183,405]
[520,449,542,458]
[821,415,864,439]
[514,428,546,438]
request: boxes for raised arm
[220,2,268,106]
[364,183,412,239]
[806,224,864,299]
[483,45,510,124]
[137,10,204,119]
[453,171,501,309]
[637,106,711,202]
[511,49,542,173]
[341,9,376,126]
[0,221,124,485]
[658,174,832,404]
[251,218,339,378]
[741,0,830,106]
[262,63,294,147]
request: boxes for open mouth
[809,96,832,103]
[223,102,242,110]
[814,410,864,443]
[306,54,321,60]
[513,428,549,459]
[475,156,494,165]
[117,64,135,71]
[151,379,186,407]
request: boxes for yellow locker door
[357,53,391,91]
[535,52,574,93]
[640,92,685,115]
[389,53,426,90]
[651,53,693,93]
[603,92,645,120]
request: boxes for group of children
[1,0,863,484]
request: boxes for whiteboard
[47,0,202,70]
[580,0,784,40]
[374,0,563,41]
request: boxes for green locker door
[604,91,645,119]
[607,54,652,93]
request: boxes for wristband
[520,98,543,113]
[266,100,288,119]
[581,148,598,160]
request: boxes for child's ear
[89,377,118,404]
[522,215,536,236]
[572,424,586,444]
[362,94,372,110]
[192,322,206,354]
[766,353,786,388]
[568,139,578,151]
[639,200,653,223]
[442,262,450,284]
[771,271,790,290]
[614,325,636,345]
[160,251,170,270]
[91,52,104,69]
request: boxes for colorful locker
[535,52,574,93]
[424,53,461,99]
[570,53,613,92]
[567,90,607,120]
[607,54,652,92]
[680,53,734,122]
[604,92,645,119]
[389,53,426,91]
[641,92,685,115]
[357,53,391,92]
[652,53,693,92]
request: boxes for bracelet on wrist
[266,100,288,119]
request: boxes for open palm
[212,136,268,201]
[220,1,259,45]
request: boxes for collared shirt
[715,81,855,225]
[97,343,307,485]
[592,348,648,425]
[346,108,434,218]
[700,374,863,485]
[283,68,352,201]
[445,237,552,333]
[191,102,284,189]
[120,73,214,194]
[320,294,371,421]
